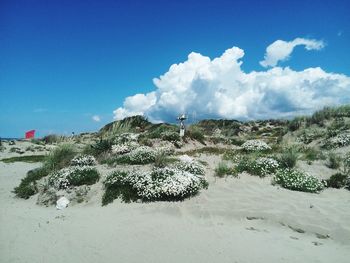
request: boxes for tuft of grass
[1,155,46,163]
[326,152,341,169]
[84,139,113,158]
[44,144,76,171]
[301,147,324,162]
[278,148,298,169]
[215,162,236,178]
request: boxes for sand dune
[1,157,350,263]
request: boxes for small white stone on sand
[56,196,69,210]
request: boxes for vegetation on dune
[278,147,299,169]
[273,169,325,193]
[14,167,49,199]
[327,173,349,189]
[215,162,236,178]
[99,115,151,136]
[14,144,78,199]
[1,155,46,163]
[102,165,208,205]
[12,104,350,203]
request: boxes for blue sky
[0,0,349,137]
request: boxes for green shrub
[88,140,113,157]
[278,148,298,168]
[235,156,252,173]
[273,169,325,193]
[327,173,349,189]
[102,171,138,205]
[326,152,341,169]
[161,131,180,142]
[44,144,76,171]
[13,167,49,199]
[66,168,100,186]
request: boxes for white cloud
[260,38,325,68]
[113,92,157,120]
[92,115,101,122]
[113,45,350,122]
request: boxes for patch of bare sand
[1,156,350,263]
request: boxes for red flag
[25,130,35,139]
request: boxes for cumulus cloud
[260,38,325,67]
[113,45,350,122]
[92,115,101,122]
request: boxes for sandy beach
[1,149,350,263]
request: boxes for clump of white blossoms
[252,157,279,177]
[173,156,205,175]
[111,141,139,155]
[273,168,325,193]
[105,167,208,201]
[241,140,271,151]
[324,133,350,149]
[70,155,96,166]
[155,142,175,155]
[126,146,157,164]
[48,166,99,190]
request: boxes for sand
[1,150,350,263]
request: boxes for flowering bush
[251,157,279,177]
[241,140,271,152]
[234,156,279,177]
[273,169,325,193]
[111,142,139,155]
[155,143,175,155]
[323,133,350,149]
[48,166,100,190]
[103,167,208,204]
[173,160,205,175]
[115,145,175,165]
[70,155,96,166]
[120,146,156,164]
